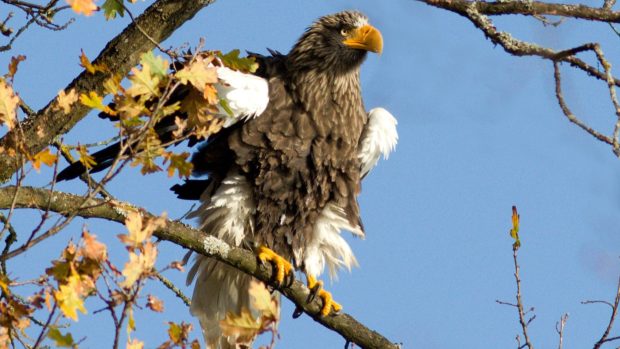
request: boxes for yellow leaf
[127,307,135,336]
[79,50,108,74]
[175,57,218,91]
[0,79,19,130]
[120,242,158,288]
[56,89,78,114]
[67,0,97,16]
[54,272,87,321]
[118,211,166,248]
[249,280,278,320]
[126,63,161,98]
[32,148,58,172]
[77,145,97,170]
[80,91,115,115]
[219,309,261,346]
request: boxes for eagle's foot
[258,245,293,286]
[307,275,342,316]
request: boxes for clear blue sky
[2,0,620,348]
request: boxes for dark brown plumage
[192,10,381,264]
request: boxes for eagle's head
[288,11,383,74]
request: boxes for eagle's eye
[340,28,349,37]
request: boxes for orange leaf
[79,50,108,74]
[81,230,107,262]
[32,148,58,172]
[7,55,26,80]
[67,0,98,17]
[147,294,164,312]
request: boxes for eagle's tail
[187,255,255,349]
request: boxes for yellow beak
[343,24,383,54]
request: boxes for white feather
[358,107,398,177]
[186,172,257,349]
[301,203,364,279]
[215,66,269,128]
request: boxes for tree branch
[0,0,217,183]
[0,185,400,349]
[423,0,620,23]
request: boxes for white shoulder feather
[358,107,398,177]
[215,66,269,127]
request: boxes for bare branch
[0,186,400,349]
[513,246,535,349]
[591,276,620,349]
[556,313,569,349]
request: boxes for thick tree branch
[0,186,399,349]
[423,0,620,23]
[0,0,217,183]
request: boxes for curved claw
[257,245,293,285]
[292,305,304,319]
[306,275,342,316]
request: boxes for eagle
[57,10,397,348]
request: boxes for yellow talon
[307,275,342,316]
[258,245,293,285]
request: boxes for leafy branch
[0,185,400,349]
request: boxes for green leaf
[219,98,234,117]
[140,51,169,78]
[102,0,125,19]
[47,327,75,347]
[218,49,258,73]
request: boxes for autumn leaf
[80,91,116,115]
[127,339,144,349]
[203,84,218,105]
[162,151,192,178]
[219,309,261,346]
[249,280,278,321]
[218,49,259,73]
[147,294,164,312]
[67,0,98,16]
[47,327,75,348]
[172,116,187,138]
[126,63,162,98]
[55,271,87,321]
[32,148,58,172]
[7,55,26,81]
[120,242,158,288]
[55,89,78,114]
[81,230,107,262]
[118,211,166,248]
[509,205,521,250]
[101,0,124,19]
[175,57,218,91]
[79,50,108,74]
[75,144,97,170]
[0,79,19,130]
[141,51,169,79]
[104,73,123,95]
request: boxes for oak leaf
[175,57,218,91]
[32,148,58,172]
[79,50,107,73]
[7,55,26,81]
[54,272,87,321]
[127,338,144,349]
[68,0,98,16]
[219,309,261,346]
[81,230,107,262]
[47,327,75,348]
[0,79,19,130]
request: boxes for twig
[513,245,534,349]
[591,276,620,349]
[556,313,569,349]
[153,270,191,307]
